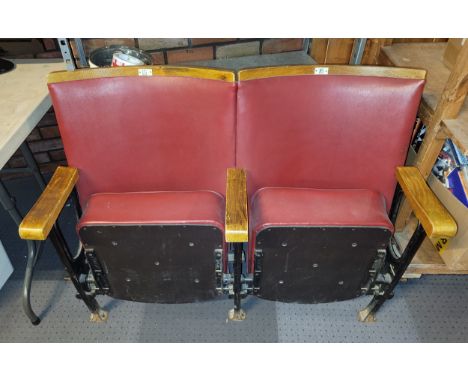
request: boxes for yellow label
[430,237,450,254]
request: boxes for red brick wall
[1,107,66,179]
[1,38,305,178]
[0,38,61,59]
[70,38,305,66]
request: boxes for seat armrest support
[395,166,457,238]
[19,166,79,241]
[225,168,248,243]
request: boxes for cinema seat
[236,65,457,320]
[18,66,237,322]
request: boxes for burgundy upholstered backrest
[48,67,237,207]
[237,66,425,211]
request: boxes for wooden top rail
[48,65,236,84]
[238,65,426,81]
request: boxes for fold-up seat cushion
[251,187,393,237]
[249,187,394,303]
[78,190,225,231]
[77,191,225,303]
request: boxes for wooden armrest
[19,166,79,241]
[396,166,457,238]
[225,168,248,243]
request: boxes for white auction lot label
[138,68,153,76]
[314,67,329,75]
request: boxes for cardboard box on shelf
[428,174,468,270]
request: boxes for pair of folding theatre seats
[19,64,457,324]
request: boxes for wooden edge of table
[396,166,457,238]
[238,65,426,81]
[225,168,248,243]
[48,65,236,83]
[19,166,78,241]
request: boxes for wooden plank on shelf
[381,41,468,273]
[310,38,328,64]
[361,39,392,65]
[383,43,448,230]
[407,239,467,275]
[396,222,468,275]
[325,38,355,64]
[393,38,448,44]
[381,42,468,129]
[310,38,355,65]
[311,38,393,66]
[392,43,468,229]
[438,44,468,120]
[443,38,465,70]
[442,108,468,156]
[413,43,468,178]
[418,100,434,127]
[380,43,450,116]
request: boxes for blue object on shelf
[447,169,468,208]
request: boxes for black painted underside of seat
[254,226,392,303]
[79,225,223,303]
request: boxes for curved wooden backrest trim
[48,65,236,84]
[238,65,427,81]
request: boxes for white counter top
[0,59,65,169]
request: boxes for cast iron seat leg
[0,180,43,324]
[2,143,49,324]
[358,223,426,322]
[22,240,42,325]
[228,242,246,321]
[48,226,108,322]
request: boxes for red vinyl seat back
[48,67,237,207]
[237,66,425,211]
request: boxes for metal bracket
[349,38,367,65]
[358,224,427,322]
[215,248,224,294]
[362,249,389,294]
[216,247,252,297]
[57,38,76,71]
[73,38,88,68]
[252,249,263,294]
[84,249,110,295]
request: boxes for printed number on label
[138,69,153,76]
[314,67,329,75]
